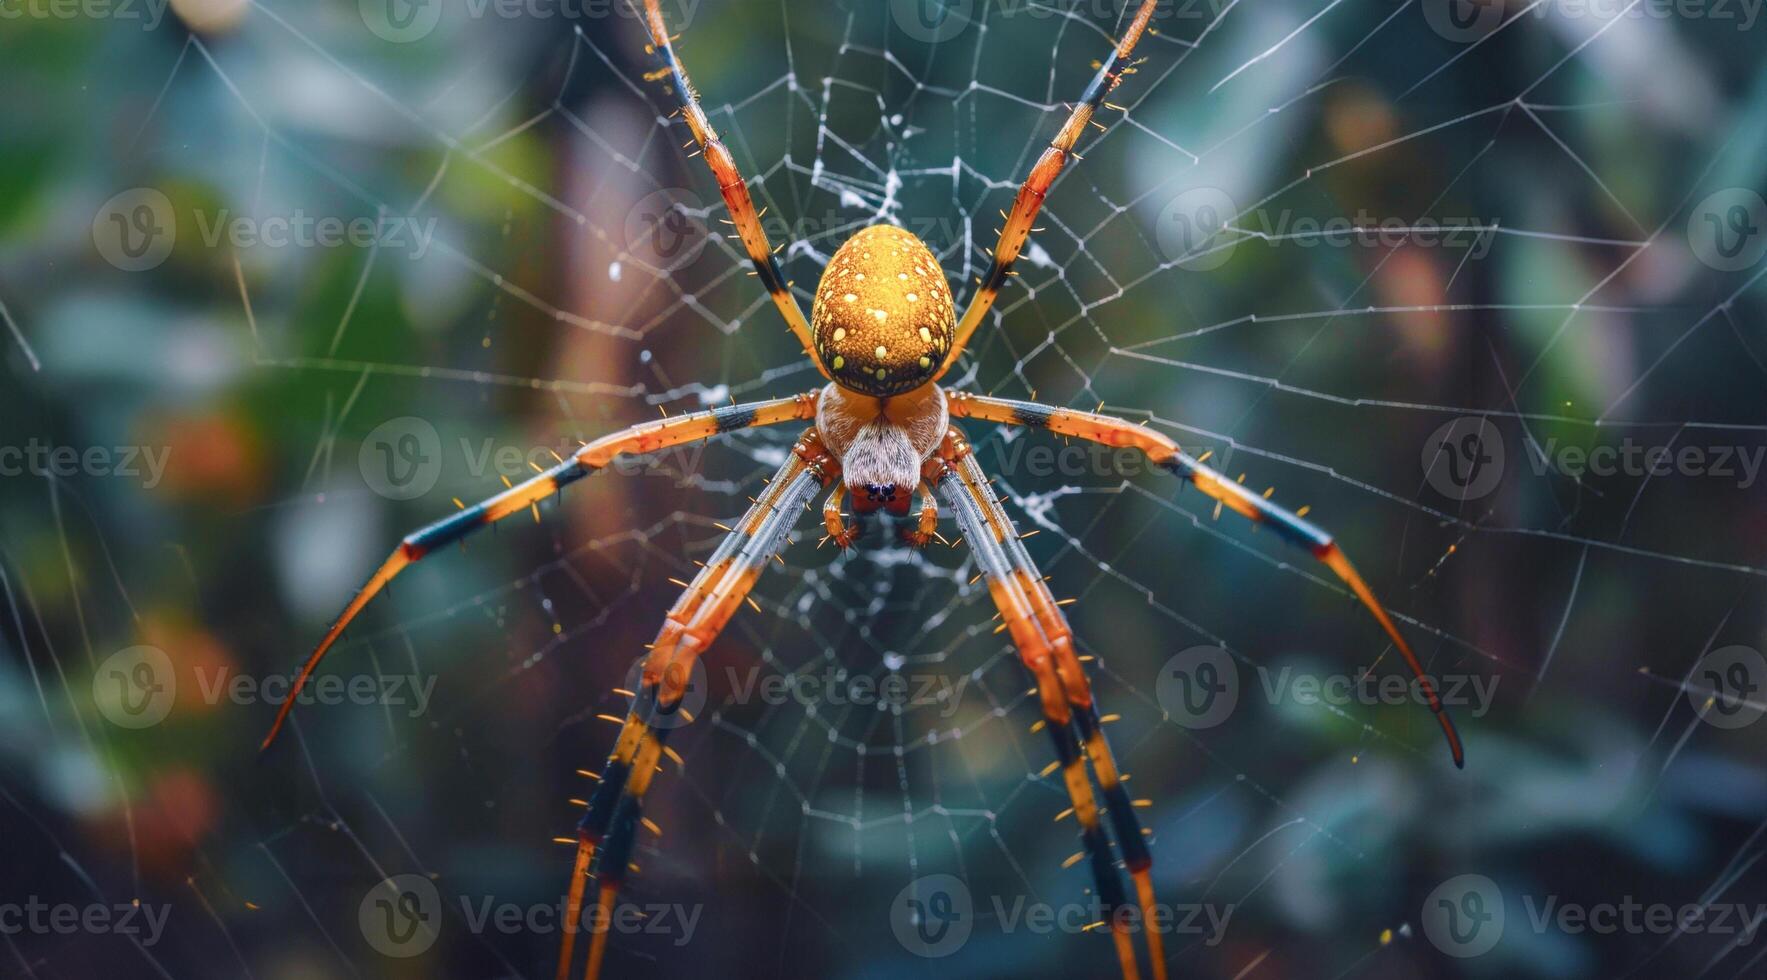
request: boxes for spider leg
[821,483,860,550]
[636,0,826,377]
[898,479,941,548]
[947,392,1466,768]
[559,429,836,980]
[934,0,1162,382]
[259,391,819,751]
[927,428,1163,980]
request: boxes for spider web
[4,0,1767,977]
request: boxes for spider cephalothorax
[814,379,947,516]
[266,4,1465,978]
[811,224,955,397]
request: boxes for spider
[262,2,1464,977]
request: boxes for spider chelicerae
[263,2,1465,977]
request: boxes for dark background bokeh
[3,0,1765,978]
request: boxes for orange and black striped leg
[260,391,820,751]
[929,430,1165,980]
[558,430,837,980]
[637,0,826,376]
[934,0,1161,381]
[947,392,1466,768]
[564,705,670,980]
[898,480,942,548]
[931,469,1139,978]
[821,483,860,550]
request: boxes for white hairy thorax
[814,382,949,514]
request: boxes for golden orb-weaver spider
[262,2,1465,977]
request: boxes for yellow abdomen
[812,225,955,397]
